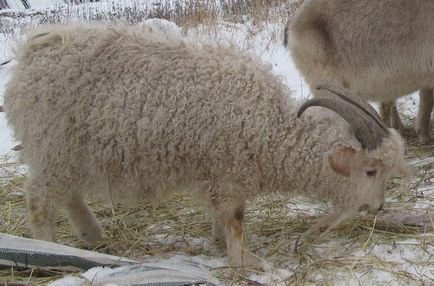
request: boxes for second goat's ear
[328,146,357,177]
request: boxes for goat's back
[289,0,434,100]
[4,23,293,203]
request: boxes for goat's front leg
[296,209,355,251]
[224,205,261,269]
[306,209,355,236]
[205,182,263,270]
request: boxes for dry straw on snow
[0,141,432,284]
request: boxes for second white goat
[287,0,434,143]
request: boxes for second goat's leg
[416,87,433,144]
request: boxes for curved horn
[316,84,388,130]
[297,96,389,151]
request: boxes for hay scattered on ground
[0,140,432,285]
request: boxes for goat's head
[298,85,408,216]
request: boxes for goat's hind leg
[62,191,104,244]
[25,176,58,241]
[26,175,103,243]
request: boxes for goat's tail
[13,25,72,61]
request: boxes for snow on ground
[0,2,432,285]
[3,0,58,10]
[0,58,16,155]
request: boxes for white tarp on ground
[48,264,217,286]
[0,233,220,285]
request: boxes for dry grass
[0,140,432,285]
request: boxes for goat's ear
[328,146,357,177]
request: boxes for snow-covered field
[0,1,432,285]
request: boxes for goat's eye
[366,170,377,177]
